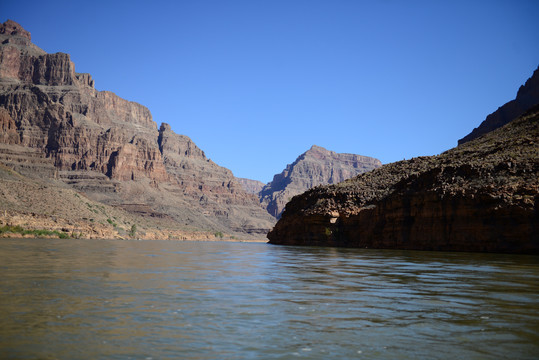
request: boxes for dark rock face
[259,145,381,217]
[268,106,539,253]
[0,108,18,144]
[458,66,539,145]
[0,20,275,236]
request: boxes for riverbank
[0,164,266,241]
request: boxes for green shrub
[0,225,70,239]
[129,224,137,238]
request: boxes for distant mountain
[259,145,381,218]
[458,65,539,145]
[0,19,275,238]
[236,178,265,195]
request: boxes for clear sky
[2,0,538,183]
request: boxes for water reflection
[1,239,538,359]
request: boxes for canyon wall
[259,145,381,217]
[0,20,275,236]
[236,178,265,195]
[268,105,539,253]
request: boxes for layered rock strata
[268,107,539,253]
[236,177,265,195]
[458,66,539,145]
[0,20,275,236]
[260,145,381,217]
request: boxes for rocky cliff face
[268,105,539,253]
[458,66,539,145]
[259,145,381,217]
[0,20,275,237]
[236,177,265,195]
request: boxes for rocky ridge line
[236,177,265,195]
[268,102,539,253]
[259,145,381,217]
[458,65,539,145]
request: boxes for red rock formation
[268,107,539,253]
[158,123,274,233]
[0,108,18,144]
[0,20,275,235]
[0,20,31,40]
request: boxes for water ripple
[1,239,538,359]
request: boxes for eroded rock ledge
[268,108,539,253]
[0,20,275,236]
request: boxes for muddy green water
[1,238,538,359]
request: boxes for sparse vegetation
[0,225,70,239]
[325,227,332,237]
[129,224,137,238]
[214,231,224,238]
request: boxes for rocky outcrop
[458,66,539,145]
[0,20,31,40]
[237,178,265,194]
[0,108,18,144]
[0,83,168,182]
[0,20,275,236]
[268,105,539,253]
[260,145,381,217]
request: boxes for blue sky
[2,0,538,183]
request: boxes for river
[1,238,538,359]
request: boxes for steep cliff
[157,123,274,234]
[0,20,165,182]
[458,66,539,145]
[0,20,275,237]
[268,106,538,253]
[259,145,381,217]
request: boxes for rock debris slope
[259,145,381,217]
[268,85,539,253]
[0,19,275,237]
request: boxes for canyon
[258,145,381,217]
[2,18,536,250]
[0,20,275,239]
[268,69,539,253]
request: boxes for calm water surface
[1,238,538,359]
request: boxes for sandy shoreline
[0,232,269,243]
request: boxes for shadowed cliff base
[268,106,539,254]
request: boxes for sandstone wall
[0,20,275,235]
